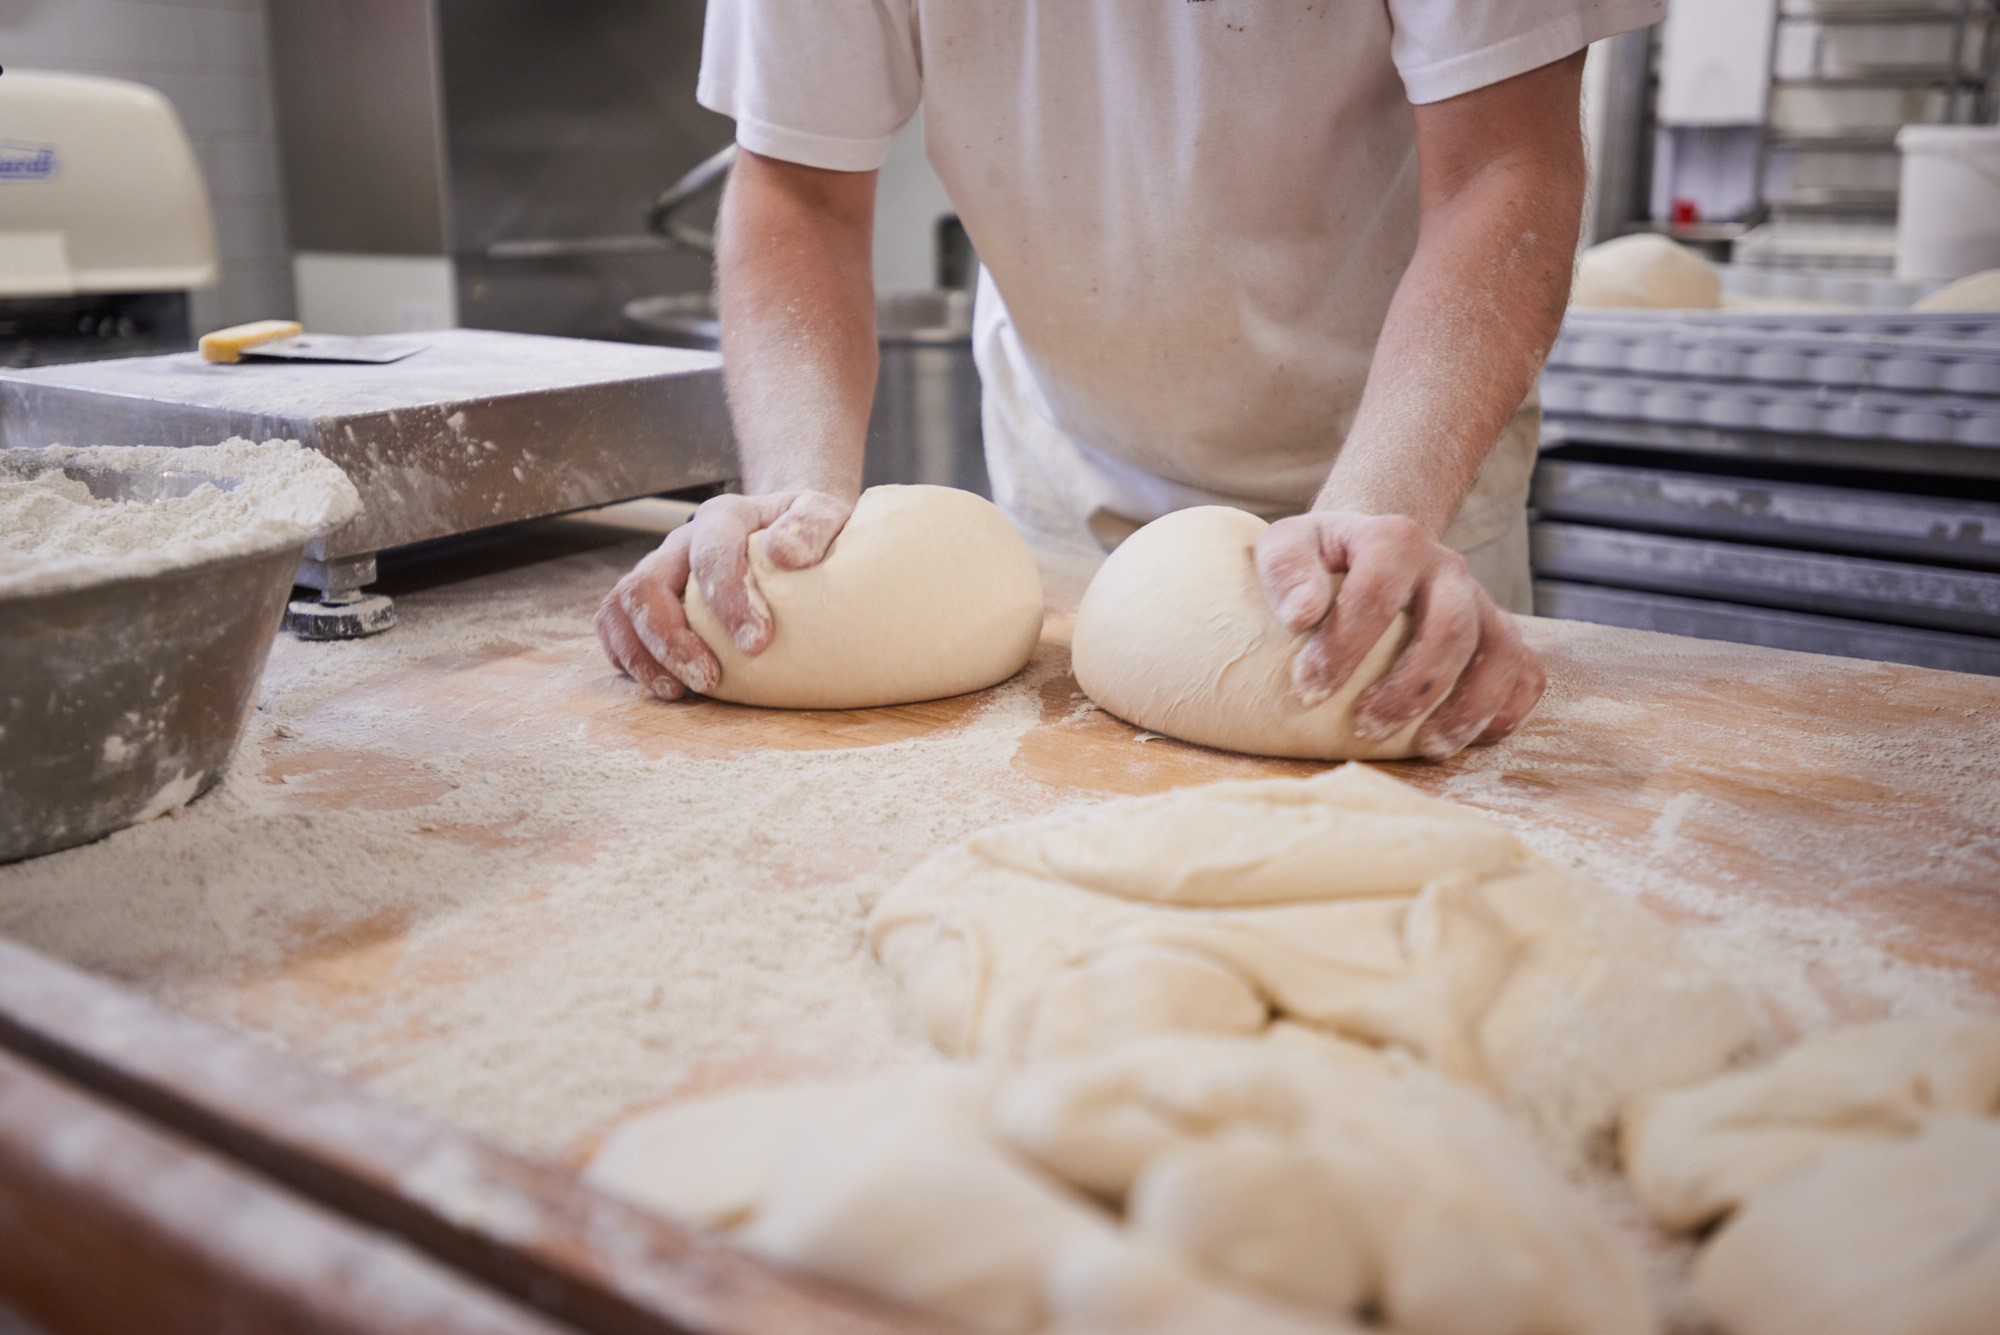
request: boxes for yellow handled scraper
[199,320,427,365]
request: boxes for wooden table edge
[0,938,955,1335]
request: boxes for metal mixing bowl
[0,446,352,863]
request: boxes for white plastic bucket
[1896,124,2000,282]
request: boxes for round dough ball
[1914,268,2000,312]
[684,484,1043,709]
[1071,506,1433,760]
[1571,234,1723,310]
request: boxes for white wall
[0,0,293,332]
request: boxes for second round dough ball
[685,484,1044,709]
[1571,233,1723,310]
[1071,505,1433,760]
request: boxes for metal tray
[1534,580,2000,677]
[1549,321,2000,397]
[1540,417,2000,481]
[1531,458,2000,570]
[1540,371,2000,448]
[1530,521,2000,637]
[1560,308,2000,342]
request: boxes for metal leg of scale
[285,553,397,641]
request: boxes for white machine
[0,69,218,366]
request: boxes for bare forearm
[1318,59,1585,536]
[715,149,879,497]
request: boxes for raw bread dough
[1071,506,1435,761]
[586,1034,1655,1335]
[585,1066,1345,1335]
[1914,268,2000,312]
[1571,234,1724,310]
[1692,1117,2000,1335]
[683,484,1044,709]
[999,1032,1656,1335]
[1621,1017,2000,1231]
[869,764,1767,1161]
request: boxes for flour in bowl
[0,437,359,598]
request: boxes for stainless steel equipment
[0,330,736,633]
[266,0,731,340]
[0,447,350,863]
[1534,581,2000,677]
[625,289,989,496]
[1533,307,2000,675]
[629,144,989,493]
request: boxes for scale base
[284,590,397,641]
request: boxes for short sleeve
[1387,0,1666,105]
[699,0,921,172]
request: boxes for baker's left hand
[1252,511,1545,760]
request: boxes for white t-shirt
[698,0,1663,532]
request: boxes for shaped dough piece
[1571,234,1723,310]
[586,1067,1348,1335]
[869,765,1766,1161]
[1692,1118,2000,1335]
[589,1068,1108,1332]
[684,484,1044,709]
[1042,1238,1346,1335]
[997,1033,1658,1335]
[971,764,1530,906]
[1071,506,1436,761]
[1621,1017,2000,1231]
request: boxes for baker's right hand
[594,489,853,700]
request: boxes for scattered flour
[0,523,1082,1162]
[0,437,359,597]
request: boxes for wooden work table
[1,509,1996,1333]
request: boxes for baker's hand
[1252,511,1545,760]
[594,490,852,700]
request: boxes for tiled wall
[0,0,294,332]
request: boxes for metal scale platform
[0,328,736,636]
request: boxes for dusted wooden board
[89,518,2000,1143]
[1,511,1995,1334]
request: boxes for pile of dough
[587,763,1989,1332]
[587,1030,1655,1335]
[1570,234,1723,310]
[1001,1032,1654,1334]
[1619,1018,2000,1335]
[587,1064,1338,1335]
[683,484,1044,709]
[870,764,1767,1161]
[1071,506,1435,760]
[1622,1017,2000,1230]
[1691,1119,2000,1335]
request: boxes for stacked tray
[1544,312,2000,448]
[1534,308,2000,675]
